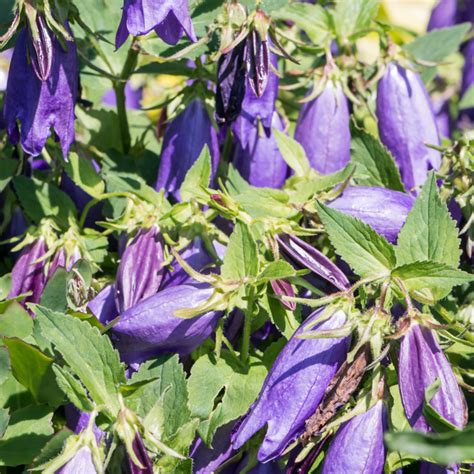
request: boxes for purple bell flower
[294,81,351,175]
[115,0,196,49]
[376,63,441,193]
[65,405,104,442]
[56,446,97,474]
[232,308,350,462]
[459,39,474,124]
[327,186,415,243]
[111,284,221,364]
[88,284,117,326]
[321,400,387,474]
[427,0,458,30]
[3,25,78,158]
[398,323,467,432]
[232,112,289,188]
[155,99,220,201]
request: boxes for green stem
[241,287,256,364]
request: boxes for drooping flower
[155,99,220,201]
[232,308,350,462]
[321,401,387,474]
[327,186,415,243]
[376,63,441,193]
[115,0,196,49]
[3,24,78,158]
[294,81,351,175]
[427,0,458,31]
[232,112,289,188]
[56,446,97,474]
[111,284,221,364]
[398,323,467,432]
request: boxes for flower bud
[127,433,153,474]
[321,401,387,474]
[376,63,441,193]
[232,308,350,462]
[398,323,467,432]
[246,30,269,98]
[270,278,296,310]
[327,186,415,243]
[26,13,53,81]
[294,81,351,175]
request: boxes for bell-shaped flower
[116,0,196,49]
[56,446,97,474]
[427,0,458,30]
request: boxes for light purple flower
[3,25,78,157]
[327,186,415,243]
[427,0,458,31]
[321,401,387,474]
[459,39,474,124]
[56,446,97,474]
[376,63,441,193]
[294,81,351,175]
[155,99,220,201]
[116,0,196,49]
[398,323,467,432]
[232,308,350,462]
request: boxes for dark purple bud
[247,30,269,98]
[427,0,458,31]
[232,308,350,462]
[398,323,467,432]
[327,186,415,243]
[155,99,220,201]
[376,63,441,193]
[28,14,53,82]
[270,279,296,310]
[8,239,47,306]
[88,284,118,325]
[321,401,387,474]
[115,226,164,313]
[276,234,350,291]
[116,0,196,49]
[111,284,221,364]
[215,39,247,125]
[127,433,153,474]
[57,446,97,474]
[3,25,78,157]
[294,81,351,175]
[420,462,460,474]
[232,112,289,188]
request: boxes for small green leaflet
[317,202,396,278]
[180,146,212,202]
[64,152,105,199]
[274,129,311,178]
[258,260,296,283]
[34,306,125,417]
[52,365,94,413]
[350,123,404,191]
[221,222,258,281]
[333,0,380,39]
[392,261,473,304]
[395,173,461,268]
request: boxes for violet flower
[427,0,458,31]
[376,63,441,193]
[116,0,196,49]
[3,24,78,158]
[127,433,153,474]
[327,186,415,243]
[232,112,289,188]
[459,39,474,124]
[398,323,467,432]
[111,284,221,364]
[294,81,351,175]
[276,234,350,291]
[232,308,350,462]
[56,446,97,474]
[155,99,220,201]
[420,462,459,474]
[321,401,387,474]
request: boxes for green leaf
[317,202,396,278]
[0,274,11,301]
[259,291,301,339]
[40,268,69,312]
[52,365,94,413]
[333,0,380,38]
[13,177,77,229]
[273,129,310,177]
[0,301,33,339]
[258,260,297,283]
[63,152,105,199]
[459,84,474,110]
[0,408,8,438]
[385,427,474,465]
[180,146,212,202]
[0,347,9,386]
[395,173,461,268]
[0,405,54,467]
[234,188,297,219]
[0,158,18,193]
[392,261,474,303]
[187,353,267,444]
[30,429,74,469]
[34,306,125,417]
[221,222,258,281]
[350,123,404,191]
[404,23,471,64]
[2,338,63,406]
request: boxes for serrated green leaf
[34,306,125,417]
[350,123,404,191]
[180,146,212,202]
[258,260,296,283]
[40,268,68,312]
[395,173,461,268]
[0,301,33,339]
[52,365,94,413]
[317,202,396,278]
[221,222,258,281]
[274,129,310,177]
[392,261,473,303]
[63,152,105,199]
[333,0,380,38]
[234,187,297,219]
[30,429,73,469]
